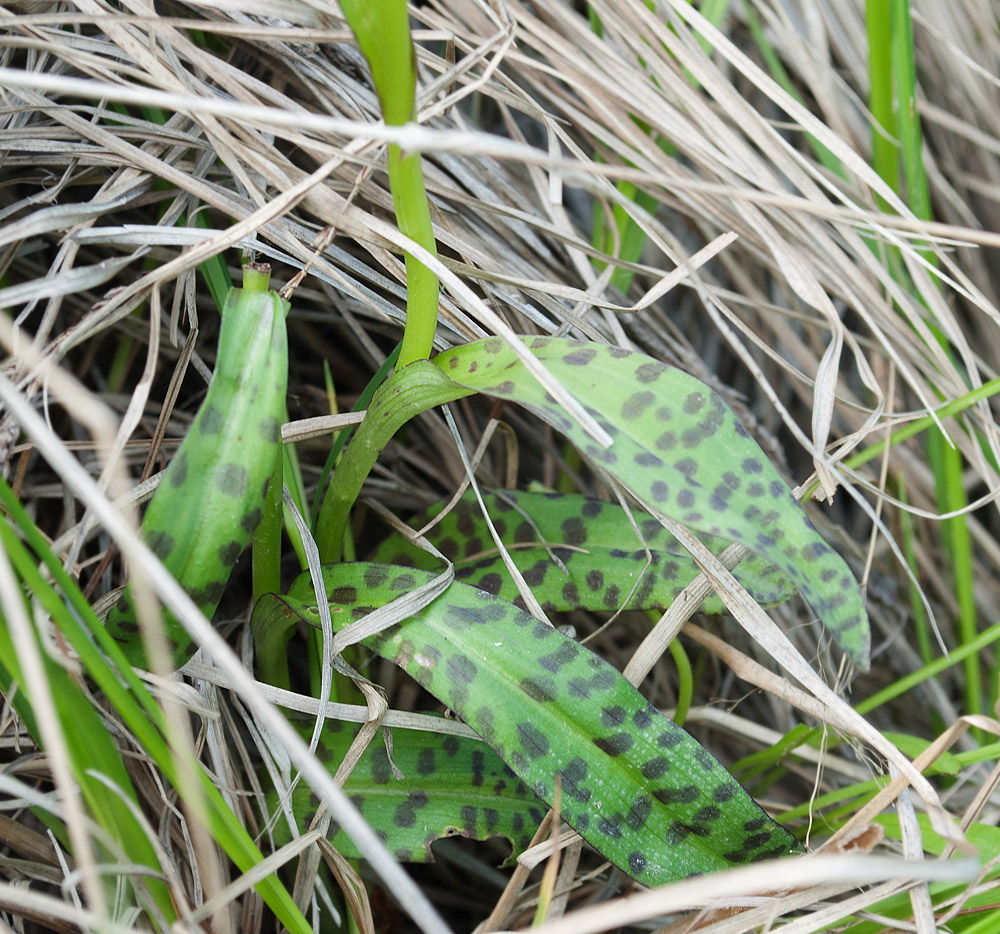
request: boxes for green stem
[390,143,439,367]
[253,453,287,688]
[339,0,439,366]
[314,362,473,563]
[668,636,693,728]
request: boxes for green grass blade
[0,477,315,934]
[0,518,176,922]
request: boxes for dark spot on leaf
[560,516,587,545]
[417,748,435,775]
[389,574,417,591]
[563,347,597,366]
[259,416,281,442]
[240,507,262,535]
[713,783,737,803]
[600,705,626,727]
[655,431,677,452]
[477,572,502,595]
[695,747,715,770]
[330,585,358,604]
[635,362,664,383]
[456,511,476,536]
[622,390,655,419]
[447,654,477,684]
[217,463,248,497]
[802,542,830,561]
[522,561,547,586]
[581,499,603,518]
[189,579,225,607]
[147,530,175,560]
[627,795,653,831]
[513,521,535,544]
[218,540,242,566]
[517,722,549,759]
[642,757,671,779]
[742,831,773,851]
[371,751,392,784]
[200,405,223,434]
[168,451,188,487]
[464,536,483,558]
[559,757,589,802]
[674,458,698,479]
[650,481,669,502]
[593,733,633,757]
[568,677,591,699]
[532,620,555,639]
[471,750,485,786]
[392,801,417,827]
[539,642,579,671]
[598,815,624,838]
[520,677,556,702]
[665,821,691,845]
[683,392,705,415]
[657,729,683,748]
[628,851,647,875]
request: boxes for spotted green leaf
[106,270,289,667]
[272,718,542,863]
[434,337,870,669]
[372,488,796,616]
[253,563,803,884]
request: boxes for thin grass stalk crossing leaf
[253,564,803,885]
[106,267,289,667]
[372,488,797,616]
